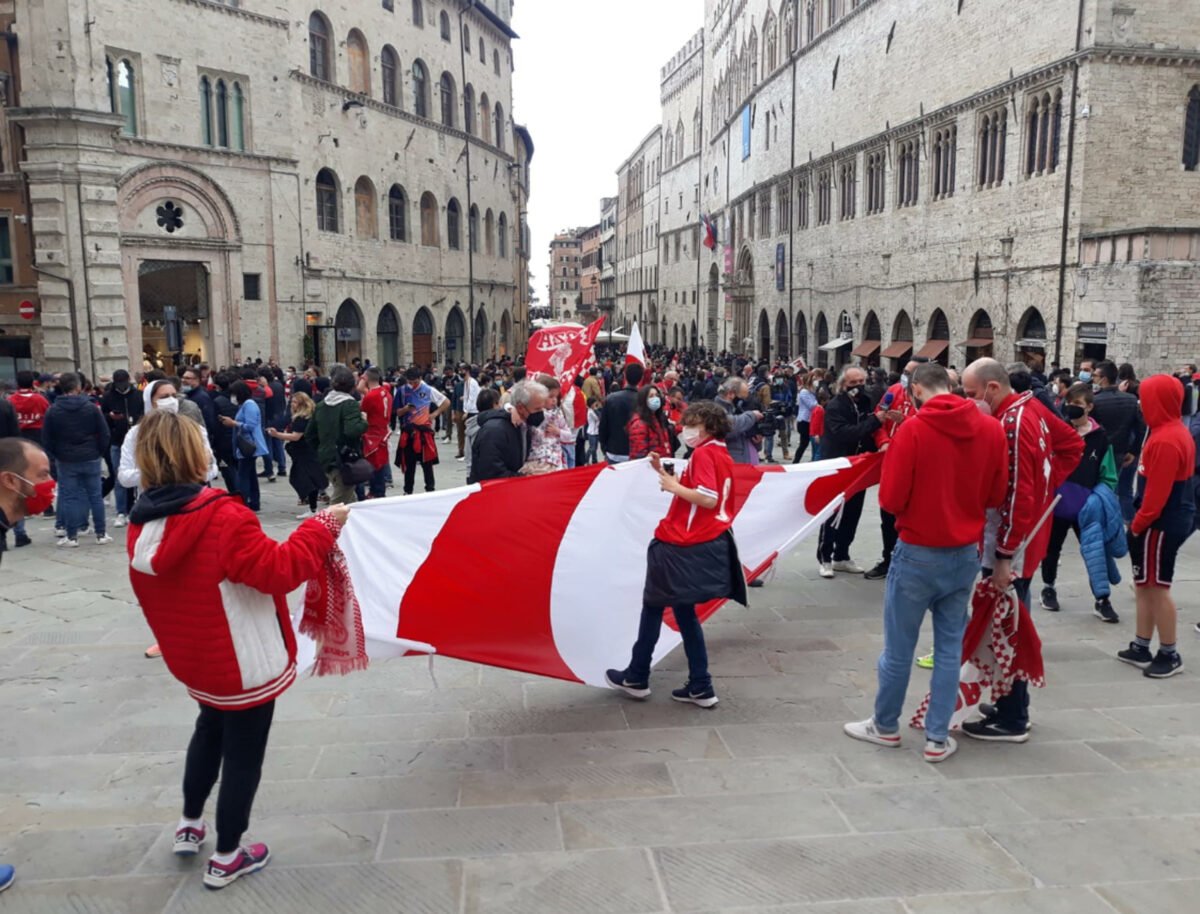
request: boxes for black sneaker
[604,668,650,700]
[961,719,1030,743]
[1144,650,1184,679]
[14,533,31,548]
[1117,642,1154,668]
[1093,598,1119,624]
[748,578,765,588]
[671,682,719,708]
[864,561,890,581]
[41,506,55,518]
[975,703,1034,731]
[1040,586,1060,612]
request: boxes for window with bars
[933,124,957,199]
[977,106,1007,188]
[778,180,791,233]
[315,168,339,232]
[838,158,856,220]
[865,150,885,214]
[897,137,919,207]
[388,185,408,240]
[1024,88,1063,177]
[759,189,772,236]
[816,169,831,226]
[797,173,810,229]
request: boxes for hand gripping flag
[328,453,882,686]
[525,316,604,428]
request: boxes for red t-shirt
[9,390,50,432]
[654,439,736,546]
[809,405,825,438]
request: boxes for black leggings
[182,700,275,853]
[1040,516,1080,587]
[793,420,811,464]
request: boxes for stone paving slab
[5,437,1200,910]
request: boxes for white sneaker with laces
[924,736,958,763]
[296,510,317,520]
[95,534,113,545]
[832,559,865,574]
[113,514,127,528]
[56,537,79,549]
[843,718,902,748]
[818,562,835,579]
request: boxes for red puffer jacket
[127,487,335,710]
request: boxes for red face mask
[14,475,55,515]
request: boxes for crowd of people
[1,343,1197,893]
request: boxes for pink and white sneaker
[173,822,207,856]
[203,843,270,890]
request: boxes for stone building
[12,0,531,377]
[597,195,618,331]
[616,126,662,343]
[578,222,601,318]
[604,0,1200,371]
[547,228,582,319]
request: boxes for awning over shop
[881,341,914,359]
[960,337,995,348]
[916,339,949,359]
[819,337,853,351]
[851,340,881,358]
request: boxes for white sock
[211,849,240,865]
[178,817,203,831]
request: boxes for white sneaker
[832,559,865,574]
[56,537,79,549]
[818,562,835,579]
[843,718,902,748]
[113,514,127,528]
[296,510,317,520]
[95,534,113,545]
[53,527,65,538]
[924,736,958,763]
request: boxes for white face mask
[681,426,704,448]
[156,396,180,414]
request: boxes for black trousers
[403,441,436,494]
[182,700,275,854]
[817,490,866,563]
[792,420,811,464]
[991,576,1032,730]
[880,509,899,564]
[1040,516,1080,587]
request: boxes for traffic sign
[18,300,34,320]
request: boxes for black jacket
[210,391,238,464]
[598,386,638,457]
[184,386,219,443]
[1091,387,1142,459]
[42,394,111,463]
[100,385,144,446]
[0,397,18,440]
[821,390,881,460]
[468,408,529,483]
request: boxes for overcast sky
[511,0,706,307]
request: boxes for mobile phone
[662,460,675,476]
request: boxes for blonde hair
[135,410,209,488]
[290,391,315,419]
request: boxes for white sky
[511,0,706,307]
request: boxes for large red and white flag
[312,454,881,686]
[525,316,604,427]
[625,320,646,369]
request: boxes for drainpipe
[787,0,798,362]
[458,1,476,364]
[1055,0,1087,368]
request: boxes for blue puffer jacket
[1077,483,1127,598]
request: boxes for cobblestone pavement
[3,434,1200,913]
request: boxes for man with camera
[715,377,763,465]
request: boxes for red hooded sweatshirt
[880,394,1009,547]
[1132,374,1196,536]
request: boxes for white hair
[509,379,548,408]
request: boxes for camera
[755,401,789,437]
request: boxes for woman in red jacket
[126,411,349,890]
[626,385,673,459]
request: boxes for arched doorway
[883,310,915,369]
[963,308,994,363]
[1016,307,1048,372]
[775,311,789,360]
[795,312,808,365]
[734,248,754,354]
[758,310,772,361]
[834,310,854,370]
[499,310,511,356]
[445,306,466,365]
[472,308,488,362]
[691,319,698,350]
[706,263,720,349]
[920,308,951,366]
[853,310,882,367]
[412,307,434,368]
[815,312,830,368]
[377,304,400,370]
[672,323,679,350]
[647,302,658,345]
[334,298,363,365]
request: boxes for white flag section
[625,320,646,368]
[298,455,880,687]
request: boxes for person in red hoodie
[962,357,1083,742]
[1116,374,1195,678]
[844,363,1008,763]
[126,410,350,890]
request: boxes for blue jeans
[109,445,132,516]
[58,459,106,539]
[627,603,710,691]
[235,458,260,511]
[369,465,388,499]
[586,434,599,463]
[873,541,978,743]
[763,434,776,461]
[262,435,287,477]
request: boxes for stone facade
[547,229,582,319]
[600,0,1200,372]
[616,126,662,344]
[12,0,531,376]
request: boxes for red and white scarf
[300,512,368,676]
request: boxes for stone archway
[445,306,466,365]
[413,307,435,368]
[334,299,363,365]
[758,310,772,361]
[775,310,789,361]
[734,248,754,354]
[118,163,244,368]
[706,263,720,349]
[377,304,400,370]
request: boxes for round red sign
[18,300,34,320]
